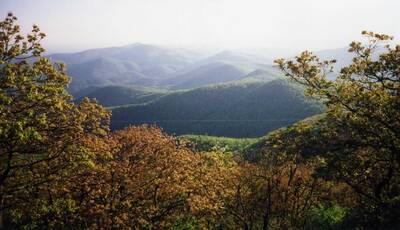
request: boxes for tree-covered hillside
[76,85,167,107]
[242,114,324,162]
[111,80,323,137]
[180,135,259,153]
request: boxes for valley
[51,43,335,138]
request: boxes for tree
[0,13,110,228]
[64,125,214,229]
[223,152,324,230]
[190,150,240,229]
[275,31,400,228]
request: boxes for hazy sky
[1,0,399,53]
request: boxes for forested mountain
[157,50,274,87]
[47,43,346,139]
[242,114,323,162]
[50,44,360,139]
[50,43,204,68]
[49,43,206,94]
[160,62,251,89]
[62,44,313,138]
[76,85,167,107]
[111,80,323,137]
[50,45,280,95]
[67,57,156,94]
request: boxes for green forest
[1,13,400,230]
[110,80,322,137]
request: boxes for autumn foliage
[0,13,399,229]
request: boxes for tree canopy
[275,31,400,228]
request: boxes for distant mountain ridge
[49,43,207,94]
[49,44,280,95]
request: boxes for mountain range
[50,43,354,137]
[49,44,279,95]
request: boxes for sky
[1,0,399,54]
